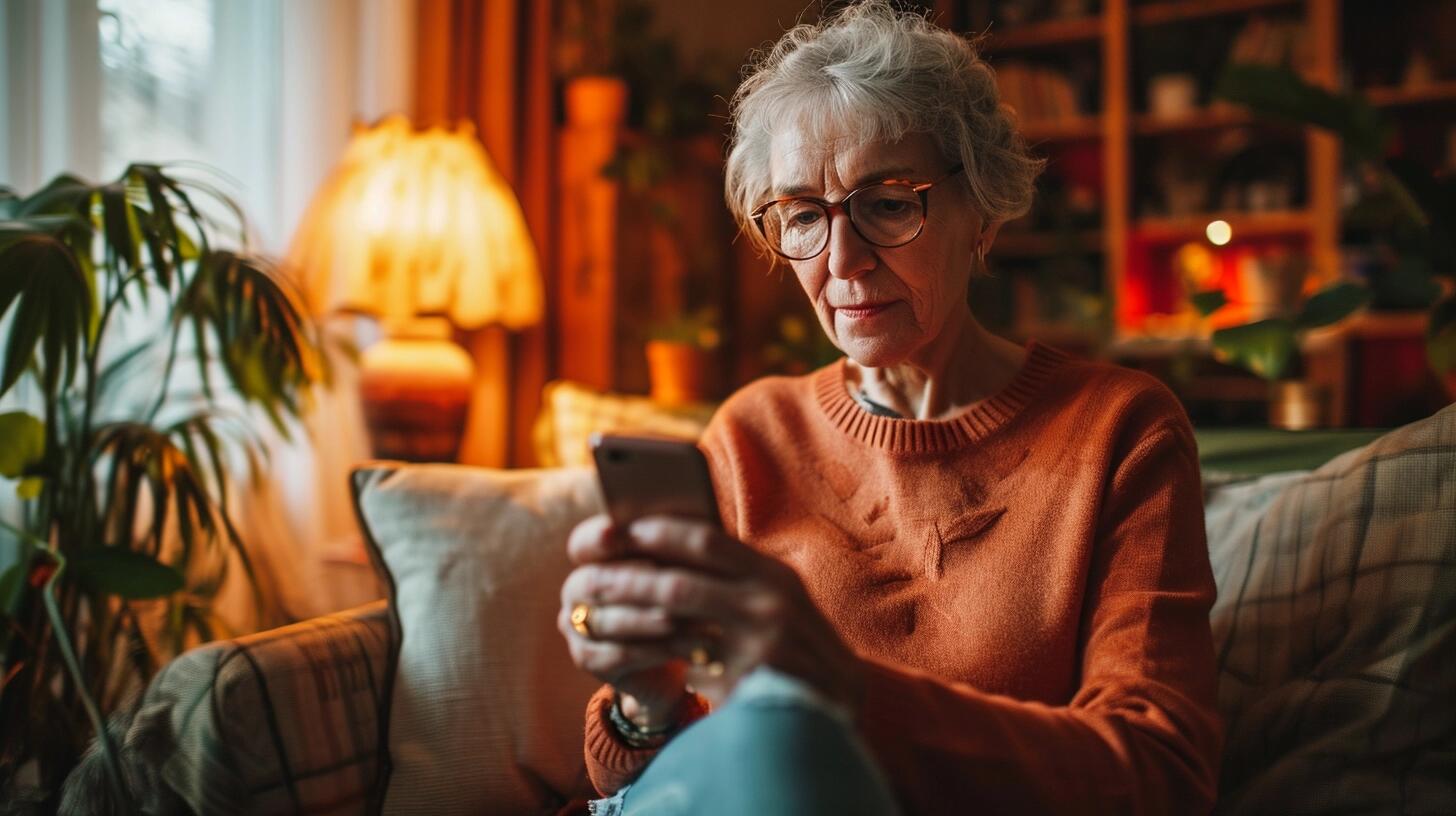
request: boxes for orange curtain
[414,0,554,467]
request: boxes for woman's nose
[825,209,876,280]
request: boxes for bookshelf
[946,0,1347,340]
[933,0,1456,427]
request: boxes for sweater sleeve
[583,684,712,795]
[853,420,1222,815]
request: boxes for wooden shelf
[1132,209,1313,243]
[1133,106,1259,135]
[984,15,1101,52]
[1132,0,1302,27]
[1020,115,1103,143]
[1364,80,1456,108]
[995,229,1103,257]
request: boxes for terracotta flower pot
[646,341,714,406]
[565,75,628,128]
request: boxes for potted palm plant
[0,165,326,808]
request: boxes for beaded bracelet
[607,696,677,749]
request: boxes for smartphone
[590,433,722,528]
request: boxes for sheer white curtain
[1,0,414,621]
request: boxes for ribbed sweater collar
[811,340,1069,453]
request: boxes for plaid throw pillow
[1205,404,1456,815]
[72,601,394,815]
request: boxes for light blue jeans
[589,667,903,816]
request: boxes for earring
[975,240,986,266]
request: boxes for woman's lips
[836,302,894,320]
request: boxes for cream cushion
[352,464,603,815]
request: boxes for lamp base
[360,319,473,461]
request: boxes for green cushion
[1194,428,1388,477]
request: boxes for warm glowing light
[1205,220,1232,246]
[288,115,543,329]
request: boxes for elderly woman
[558,3,1221,814]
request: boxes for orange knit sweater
[583,341,1222,814]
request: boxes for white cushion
[352,465,603,815]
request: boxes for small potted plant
[645,306,721,406]
[557,0,628,127]
[762,313,843,376]
[1191,282,1369,429]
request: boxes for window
[98,0,215,179]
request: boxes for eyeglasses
[750,164,964,261]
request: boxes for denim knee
[616,668,901,816]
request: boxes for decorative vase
[646,341,713,406]
[359,317,473,461]
[1268,379,1328,431]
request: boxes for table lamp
[288,115,543,461]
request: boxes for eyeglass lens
[760,183,925,260]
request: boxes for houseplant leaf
[1370,255,1442,310]
[181,251,320,424]
[1295,282,1369,330]
[1190,289,1227,317]
[17,174,91,218]
[1214,64,1390,163]
[69,548,185,600]
[99,183,143,272]
[0,560,25,613]
[0,231,94,398]
[1213,319,1298,381]
[0,412,45,479]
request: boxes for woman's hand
[558,513,864,718]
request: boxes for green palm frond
[0,227,96,399]
[180,250,322,434]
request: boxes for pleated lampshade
[287,114,542,330]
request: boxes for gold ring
[570,602,595,638]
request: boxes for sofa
[63,403,1456,815]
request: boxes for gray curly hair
[725,1,1044,256]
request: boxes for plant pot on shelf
[1268,379,1329,431]
[646,340,714,406]
[565,75,629,128]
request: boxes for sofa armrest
[64,601,395,816]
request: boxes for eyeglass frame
[749,163,966,261]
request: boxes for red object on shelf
[1348,335,1451,427]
